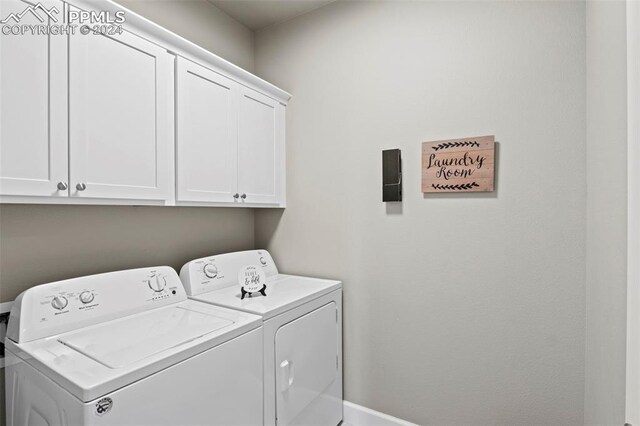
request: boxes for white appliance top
[180,250,342,320]
[58,305,232,369]
[7,266,187,343]
[5,267,262,402]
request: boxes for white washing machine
[180,250,343,426]
[5,266,264,426]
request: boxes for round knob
[57,182,68,191]
[79,291,94,304]
[76,183,87,191]
[203,263,218,278]
[260,257,267,265]
[51,296,68,310]
[148,275,166,292]
[233,193,240,199]
[241,193,247,199]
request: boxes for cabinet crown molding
[70,0,292,105]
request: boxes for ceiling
[209,0,336,31]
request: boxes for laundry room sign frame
[422,135,495,193]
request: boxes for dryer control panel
[180,250,279,296]
[7,266,187,343]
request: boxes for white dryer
[180,250,343,426]
[5,266,264,426]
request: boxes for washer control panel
[180,250,279,296]
[7,266,187,343]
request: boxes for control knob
[203,263,218,278]
[148,275,166,292]
[259,257,267,265]
[79,291,94,304]
[51,296,68,310]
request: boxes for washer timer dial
[148,275,167,292]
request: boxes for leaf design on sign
[431,141,480,151]
[431,182,480,191]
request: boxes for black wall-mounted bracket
[382,149,402,202]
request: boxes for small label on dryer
[95,397,113,416]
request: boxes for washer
[180,250,343,426]
[5,266,263,426]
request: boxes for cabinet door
[69,27,172,201]
[0,0,68,197]
[275,302,339,426]
[237,87,284,205]
[175,58,238,203]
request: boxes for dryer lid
[58,305,234,368]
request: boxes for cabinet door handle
[241,193,247,199]
[76,183,87,191]
[56,182,68,191]
[233,193,239,199]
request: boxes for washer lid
[6,300,262,402]
[190,274,342,320]
[58,305,233,368]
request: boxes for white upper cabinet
[176,58,238,203]
[0,0,68,197]
[176,58,286,207]
[0,0,289,206]
[237,87,284,206]
[69,28,172,201]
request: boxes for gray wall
[0,205,254,302]
[0,2,255,423]
[254,1,586,424]
[115,0,255,72]
[584,1,628,424]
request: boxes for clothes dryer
[180,250,343,426]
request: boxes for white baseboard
[343,401,417,426]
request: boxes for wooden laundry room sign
[422,135,495,193]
